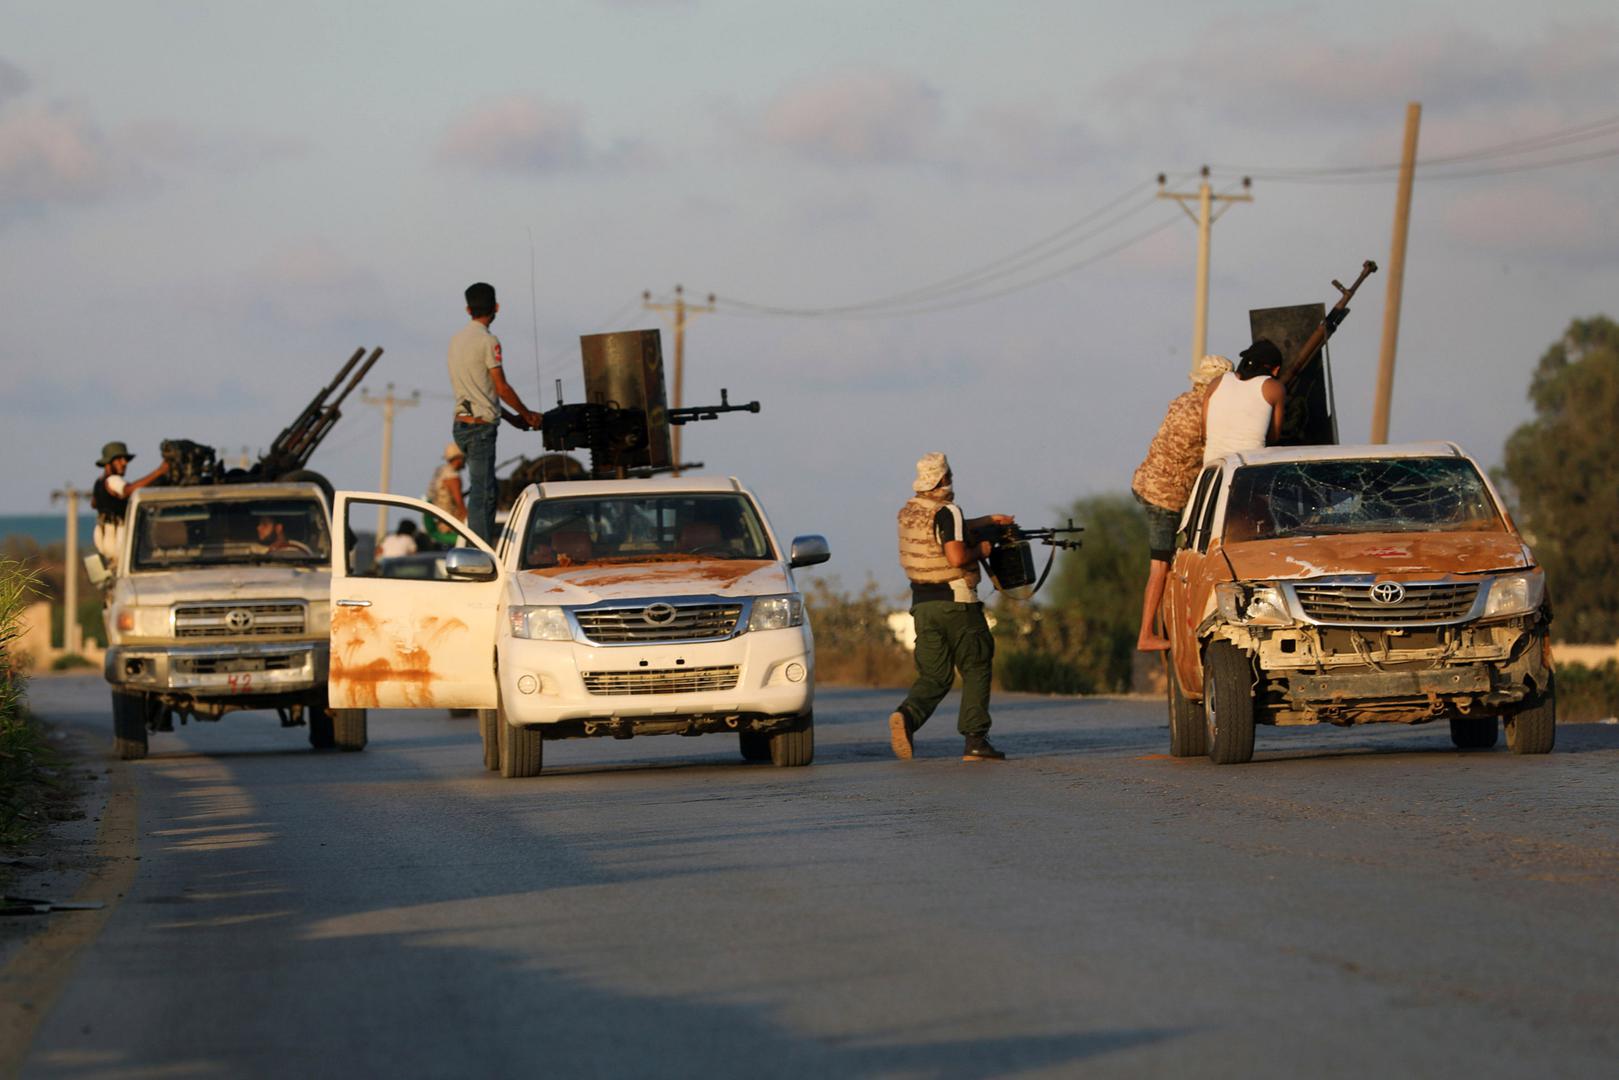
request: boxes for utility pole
[643,284,715,475]
[1158,167,1253,372]
[49,484,82,656]
[1371,102,1422,444]
[360,383,420,551]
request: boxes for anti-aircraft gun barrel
[264,346,383,475]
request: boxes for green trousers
[897,601,995,737]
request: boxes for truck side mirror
[85,553,110,586]
[444,548,497,581]
[789,535,831,569]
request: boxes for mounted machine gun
[1250,259,1377,447]
[986,519,1085,598]
[160,346,383,501]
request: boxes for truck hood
[516,558,789,605]
[123,564,329,606]
[1221,531,1534,581]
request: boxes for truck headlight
[1215,583,1292,626]
[1483,573,1544,619]
[747,594,804,632]
[508,606,572,641]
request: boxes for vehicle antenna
[529,226,542,400]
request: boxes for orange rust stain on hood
[520,559,786,602]
[330,605,467,707]
[1221,531,1534,581]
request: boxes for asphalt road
[8,673,1619,1078]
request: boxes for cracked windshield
[132,499,332,569]
[521,494,773,568]
[1225,457,1505,542]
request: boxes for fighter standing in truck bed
[91,440,169,574]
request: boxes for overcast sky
[3,0,1616,588]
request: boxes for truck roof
[130,482,327,504]
[1217,441,1468,469]
[532,476,745,499]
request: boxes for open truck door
[329,492,501,711]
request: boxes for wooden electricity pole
[49,483,82,656]
[1159,167,1253,372]
[643,285,715,475]
[1371,102,1422,444]
[360,383,420,551]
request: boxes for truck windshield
[1224,457,1505,542]
[132,498,331,570]
[520,494,774,568]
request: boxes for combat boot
[888,711,915,760]
[962,734,1005,762]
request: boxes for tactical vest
[91,476,125,522]
[897,497,980,594]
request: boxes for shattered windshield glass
[1224,457,1505,542]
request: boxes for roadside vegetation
[0,535,106,654]
[1,557,73,857]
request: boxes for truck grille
[573,603,743,644]
[1293,582,1480,625]
[581,666,742,696]
[173,602,306,638]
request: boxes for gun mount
[499,328,760,484]
[160,346,383,500]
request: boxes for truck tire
[478,709,502,771]
[498,699,543,778]
[111,689,150,761]
[738,731,771,762]
[333,709,367,752]
[1204,642,1256,765]
[1449,715,1498,750]
[1168,665,1207,758]
[308,709,336,749]
[768,713,814,767]
[1505,678,1556,755]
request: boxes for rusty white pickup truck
[327,476,829,777]
[1163,442,1555,764]
[98,481,365,759]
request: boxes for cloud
[0,56,28,103]
[438,94,645,174]
[761,68,943,165]
[0,98,124,206]
[121,121,310,174]
[1440,185,1609,259]
[236,241,391,332]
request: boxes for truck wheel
[478,709,501,771]
[111,689,149,761]
[333,709,368,752]
[768,713,814,767]
[1449,715,1498,750]
[308,708,336,749]
[1168,665,1207,758]
[498,699,543,778]
[1505,678,1556,755]
[738,731,771,762]
[1204,642,1256,765]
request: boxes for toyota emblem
[642,603,678,626]
[225,608,256,631]
[1368,581,1406,606]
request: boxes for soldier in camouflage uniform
[1131,354,1233,651]
[890,453,1016,762]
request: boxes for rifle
[1278,260,1377,387]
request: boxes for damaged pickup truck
[328,477,829,777]
[99,482,364,759]
[1163,442,1554,764]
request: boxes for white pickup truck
[99,481,366,759]
[328,476,829,777]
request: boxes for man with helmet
[90,441,169,572]
[889,452,1016,763]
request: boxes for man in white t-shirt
[448,282,543,543]
[91,441,169,572]
[377,520,420,560]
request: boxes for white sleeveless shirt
[1203,374,1274,464]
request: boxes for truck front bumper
[105,640,329,697]
[497,625,813,728]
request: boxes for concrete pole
[1193,175,1213,369]
[1371,102,1422,444]
[361,383,419,553]
[52,485,81,655]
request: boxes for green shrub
[996,647,1094,695]
[1556,660,1619,722]
[51,653,96,672]
[804,577,915,687]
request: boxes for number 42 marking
[227,673,255,693]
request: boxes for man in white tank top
[1203,339,1286,465]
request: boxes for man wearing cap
[1203,338,1286,466]
[423,442,468,547]
[1130,354,1233,651]
[890,453,1016,762]
[91,441,169,572]
[448,282,543,543]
